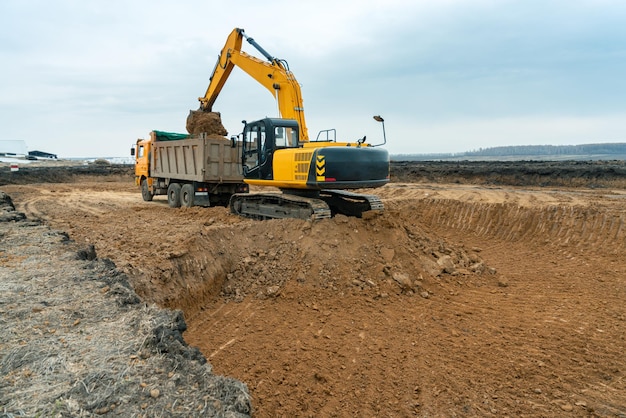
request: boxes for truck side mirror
[130,147,135,156]
[231,135,238,148]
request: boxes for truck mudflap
[229,193,332,221]
[319,189,384,218]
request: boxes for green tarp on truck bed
[153,130,190,141]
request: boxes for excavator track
[320,189,384,218]
[229,193,332,221]
[229,190,384,221]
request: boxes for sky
[1,0,625,158]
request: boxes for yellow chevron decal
[316,155,325,176]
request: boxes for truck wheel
[167,183,182,208]
[141,179,154,202]
[181,184,195,207]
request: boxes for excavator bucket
[186,110,228,136]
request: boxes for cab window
[275,126,298,148]
[244,124,265,170]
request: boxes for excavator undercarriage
[229,189,384,221]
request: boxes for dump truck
[132,130,248,208]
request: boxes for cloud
[0,0,625,157]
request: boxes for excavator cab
[241,118,299,180]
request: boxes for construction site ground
[1,161,625,417]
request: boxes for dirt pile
[0,194,251,417]
[0,191,26,222]
[100,205,492,318]
[218,213,488,302]
[186,110,229,136]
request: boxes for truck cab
[133,139,151,184]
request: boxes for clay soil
[2,161,626,417]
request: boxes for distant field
[391,159,626,188]
[392,154,626,161]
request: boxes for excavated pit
[120,195,626,320]
[131,212,496,319]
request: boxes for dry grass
[0,193,251,417]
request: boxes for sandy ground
[1,164,626,417]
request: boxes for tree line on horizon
[465,143,626,156]
[394,142,626,159]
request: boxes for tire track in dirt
[5,184,141,221]
[20,196,48,221]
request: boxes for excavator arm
[199,28,309,141]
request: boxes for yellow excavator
[194,28,390,220]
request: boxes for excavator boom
[199,28,309,141]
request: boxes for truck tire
[141,179,154,202]
[167,183,182,208]
[181,184,195,208]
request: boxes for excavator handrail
[314,128,337,142]
[198,28,310,141]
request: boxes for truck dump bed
[150,132,242,183]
